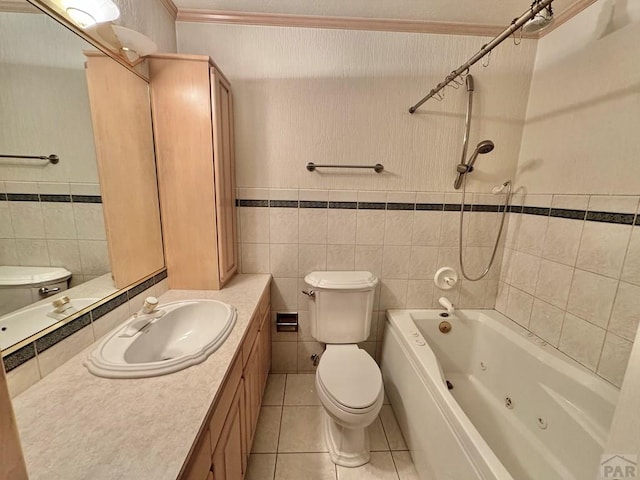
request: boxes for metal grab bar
[306,162,384,173]
[0,154,59,164]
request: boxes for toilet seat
[317,345,382,413]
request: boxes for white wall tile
[356,210,385,245]
[576,222,632,279]
[326,244,355,270]
[529,299,564,346]
[16,239,50,266]
[505,287,533,327]
[381,246,411,279]
[566,269,618,328]
[241,243,270,273]
[559,313,606,370]
[597,333,633,388]
[534,259,573,309]
[47,239,82,273]
[240,207,270,243]
[412,211,441,246]
[542,217,583,266]
[383,211,413,246]
[621,228,640,286]
[354,245,383,278]
[515,215,548,256]
[588,196,639,214]
[327,210,356,244]
[299,209,327,244]
[77,240,109,275]
[72,204,106,240]
[41,203,77,240]
[609,282,640,342]
[270,244,299,277]
[408,246,438,280]
[298,244,327,276]
[9,202,45,238]
[270,208,299,244]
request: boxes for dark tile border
[550,208,586,220]
[238,199,268,207]
[357,202,386,210]
[7,193,39,201]
[1,268,168,372]
[329,201,357,209]
[235,197,639,227]
[71,195,102,204]
[269,200,299,208]
[35,313,91,354]
[416,203,444,211]
[3,344,36,372]
[586,211,635,225]
[299,200,328,209]
[387,203,415,211]
[2,192,101,203]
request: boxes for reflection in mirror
[0,4,164,355]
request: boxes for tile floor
[247,373,419,480]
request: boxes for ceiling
[172,0,579,28]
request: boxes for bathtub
[381,309,619,480]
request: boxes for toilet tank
[304,271,378,344]
[0,266,72,317]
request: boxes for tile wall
[238,187,508,373]
[0,181,109,291]
[3,270,168,398]
[497,194,640,387]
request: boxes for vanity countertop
[12,274,271,480]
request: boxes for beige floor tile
[380,405,408,450]
[284,373,321,405]
[337,452,399,480]
[275,453,336,480]
[252,406,283,453]
[246,453,277,480]
[279,406,328,452]
[369,416,390,451]
[392,451,419,480]
[263,374,286,406]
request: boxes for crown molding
[157,0,178,19]
[0,0,40,13]
[176,9,513,37]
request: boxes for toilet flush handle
[302,289,315,298]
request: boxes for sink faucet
[119,297,165,337]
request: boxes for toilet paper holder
[276,312,298,332]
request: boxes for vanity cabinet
[148,54,238,290]
[180,284,271,480]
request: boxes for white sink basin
[0,298,100,351]
[85,300,237,378]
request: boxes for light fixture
[522,0,554,34]
[62,0,120,29]
[111,25,158,63]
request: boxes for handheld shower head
[466,140,494,169]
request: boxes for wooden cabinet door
[243,338,262,452]
[212,379,244,480]
[211,69,238,286]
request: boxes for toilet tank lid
[304,271,378,290]
[0,266,72,286]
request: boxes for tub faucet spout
[438,297,455,314]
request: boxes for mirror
[0,2,164,354]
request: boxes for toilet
[304,271,383,467]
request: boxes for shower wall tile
[500,193,640,387]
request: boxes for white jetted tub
[381,309,619,480]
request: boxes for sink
[85,300,237,378]
[0,298,100,351]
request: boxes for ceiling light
[63,0,120,29]
[522,0,554,34]
[111,25,158,63]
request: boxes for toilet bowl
[315,344,384,467]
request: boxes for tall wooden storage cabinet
[149,54,238,290]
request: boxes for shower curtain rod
[409,0,554,114]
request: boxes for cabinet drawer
[209,354,242,447]
[181,430,212,480]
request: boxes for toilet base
[323,412,371,467]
